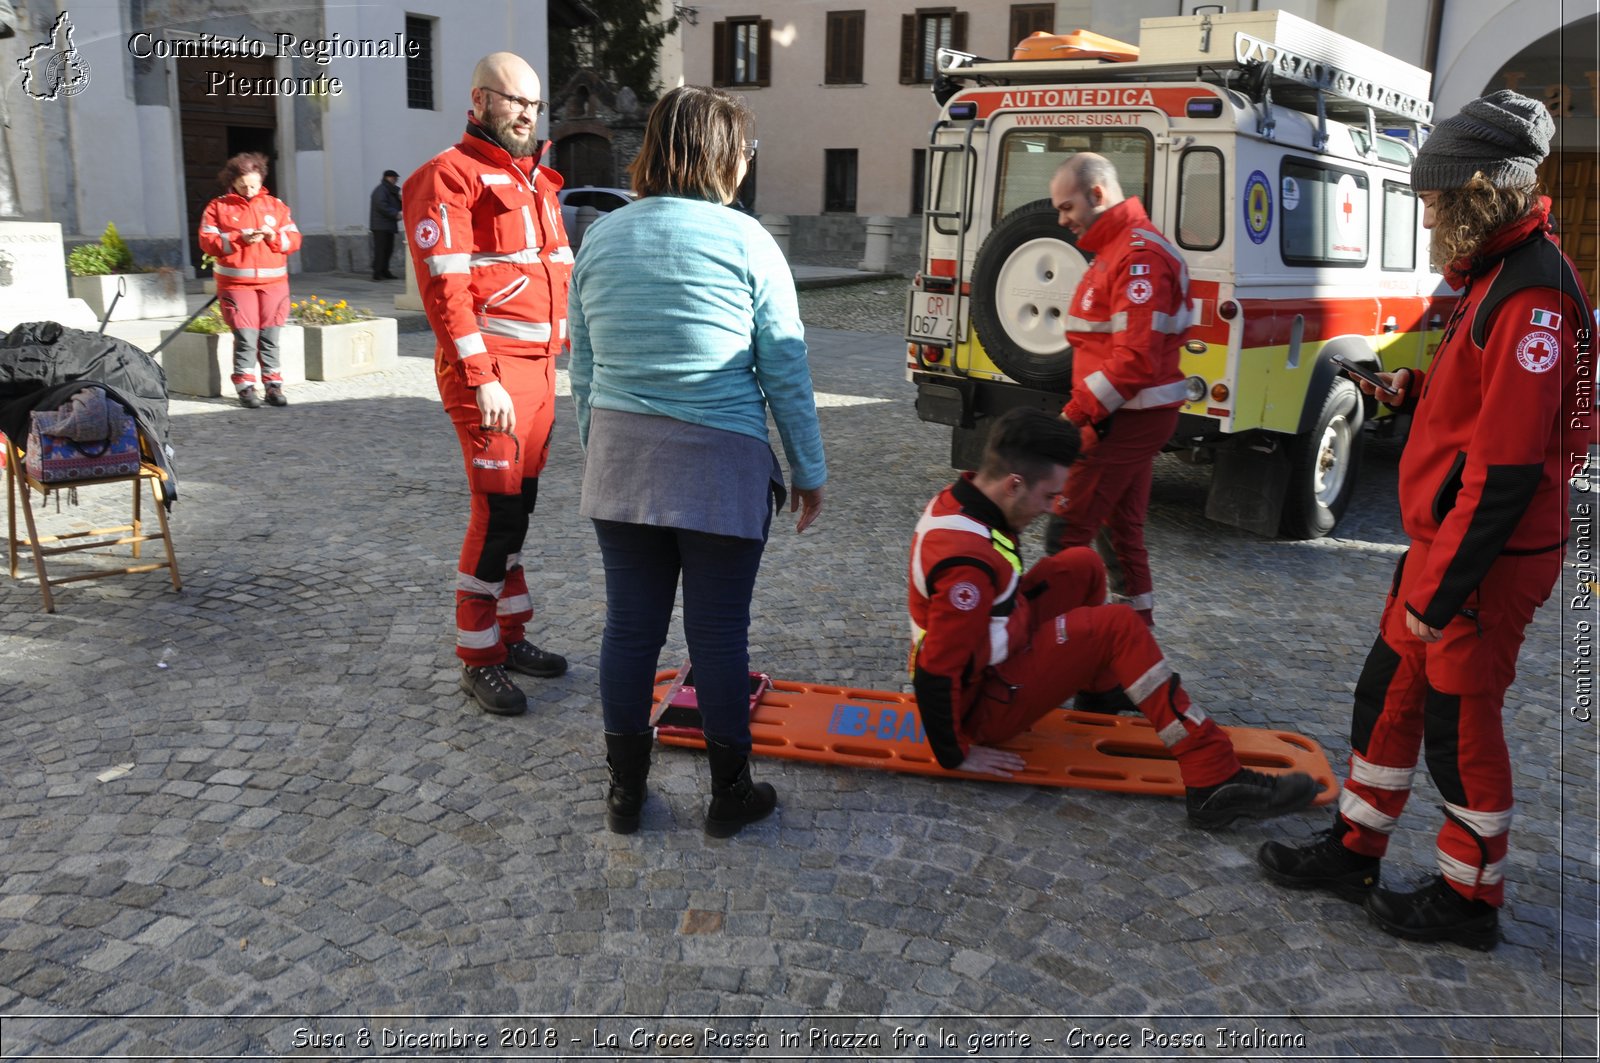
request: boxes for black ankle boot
[603,731,654,834]
[1366,874,1500,950]
[1258,818,1380,903]
[704,739,777,838]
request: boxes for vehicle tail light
[1218,300,1239,320]
[922,345,945,364]
[1183,376,1206,403]
[1211,383,1231,402]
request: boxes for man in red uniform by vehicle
[405,51,573,716]
[1259,91,1593,950]
[910,407,1315,828]
[1043,152,1192,627]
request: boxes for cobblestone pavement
[0,281,1595,1061]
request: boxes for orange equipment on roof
[1011,29,1140,63]
[650,669,1337,803]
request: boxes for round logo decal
[1516,330,1560,373]
[1244,170,1272,245]
[414,218,441,249]
[948,581,981,611]
[1127,279,1153,304]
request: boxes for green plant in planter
[67,222,137,277]
[184,303,229,334]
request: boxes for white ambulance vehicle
[905,10,1445,538]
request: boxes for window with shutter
[825,10,865,85]
[1007,4,1053,48]
[902,8,959,84]
[715,17,768,87]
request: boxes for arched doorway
[1485,14,1599,299]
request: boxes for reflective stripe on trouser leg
[1428,687,1514,906]
[439,354,557,666]
[229,328,260,388]
[1099,602,1236,788]
[257,327,283,384]
[1340,598,1430,858]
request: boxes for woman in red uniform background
[199,153,302,409]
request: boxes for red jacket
[198,189,301,289]
[908,474,1029,768]
[403,117,573,387]
[1396,201,1593,629]
[1062,197,1190,426]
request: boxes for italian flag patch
[1530,308,1562,329]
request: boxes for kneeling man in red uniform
[909,408,1316,829]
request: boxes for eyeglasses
[743,140,759,161]
[478,86,547,117]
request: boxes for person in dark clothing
[369,170,401,280]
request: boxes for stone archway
[1482,14,1600,301]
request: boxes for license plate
[906,290,959,345]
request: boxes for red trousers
[1050,406,1179,621]
[218,280,291,389]
[967,547,1240,788]
[437,353,557,666]
[1338,543,1560,905]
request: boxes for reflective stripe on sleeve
[1065,315,1115,333]
[426,253,471,276]
[454,333,488,357]
[1085,370,1126,414]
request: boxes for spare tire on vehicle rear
[969,198,1092,391]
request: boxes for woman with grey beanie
[1259,90,1594,950]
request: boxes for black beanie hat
[1411,89,1553,192]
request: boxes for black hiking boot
[1258,825,1380,903]
[504,640,568,678]
[459,662,527,716]
[1366,874,1500,951]
[1186,767,1316,830]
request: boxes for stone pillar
[858,215,894,272]
[760,214,791,259]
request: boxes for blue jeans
[593,520,767,748]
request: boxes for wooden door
[1542,151,1599,303]
[178,58,277,274]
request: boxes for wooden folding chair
[3,431,181,612]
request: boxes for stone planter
[70,271,186,321]
[156,325,306,397]
[301,316,398,380]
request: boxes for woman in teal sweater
[569,86,826,839]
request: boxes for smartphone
[1331,355,1396,394]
